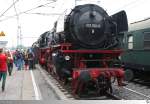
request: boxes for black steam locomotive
[35,4,128,96]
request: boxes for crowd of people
[13,49,35,71]
[0,48,35,92]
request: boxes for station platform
[0,65,58,100]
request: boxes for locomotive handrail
[72,68,124,71]
[40,47,50,49]
[51,44,61,48]
[80,59,116,62]
[61,50,123,54]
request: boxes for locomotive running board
[61,50,123,54]
[72,68,124,71]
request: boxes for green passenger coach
[121,18,150,79]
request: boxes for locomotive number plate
[85,23,101,28]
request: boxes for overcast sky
[0,0,150,47]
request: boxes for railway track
[38,65,150,100]
[50,72,122,100]
[132,78,150,86]
[123,86,150,99]
[37,65,122,100]
[76,93,121,100]
[126,77,150,100]
[112,81,150,100]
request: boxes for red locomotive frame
[38,43,125,96]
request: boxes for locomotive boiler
[36,4,128,97]
[52,4,128,49]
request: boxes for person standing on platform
[16,50,24,70]
[13,50,17,67]
[24,51,29,70]
[6,51,13,76]
[28,49,34,70]
[0,48,7,92]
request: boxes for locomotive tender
[35,4,128,96]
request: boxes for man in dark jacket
[28,50,34,70]
[0,48,7,91]
[16,50,24,70]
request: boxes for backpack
[16,53,23,59]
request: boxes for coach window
[144,32,150,49]
[128,35,133,49]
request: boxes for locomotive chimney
[90,11,96,18]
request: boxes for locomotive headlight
[52,53,57,56]
[91,29,95,34]
[118,56,121,60]
[65,55,70,61]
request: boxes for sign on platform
[0,31,5,36]
[0,41,8,48]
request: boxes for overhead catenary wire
[54,1,67,21]
[111,0,144,14]
[124,0,147,12]
[0,0,20,18]
[13,0,18,17]
[24,12,63,16]
[0,1,56,22]
[22,37,39,38]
